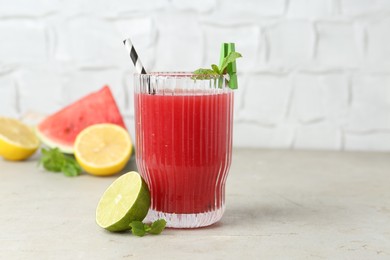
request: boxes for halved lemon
[0,117,40,161]
[74,123,132,176]
[96,171,150,231]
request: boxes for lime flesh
[96,171,150,232]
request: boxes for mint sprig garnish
[130,219,167,237]
[38,148,82,177]
[220,51,241,73]
[192,51,242,85]
[129,221,146,237]
[147,219,167,234]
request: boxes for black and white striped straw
[123,38,147,75]
[123,38,154,94]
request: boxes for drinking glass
[134,72,234,228]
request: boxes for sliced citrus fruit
[0,117,40,161]
[74,123,132,176]
[96,171,150,232]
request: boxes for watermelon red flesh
[37,86,126,153]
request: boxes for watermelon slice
[36,86,126,154]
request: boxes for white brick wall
[0,0,390,151]
[0,21,47,63]
[266,21,314,68]
[0,76,18,117]
[315,22,361,68]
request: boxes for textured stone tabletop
[1,149,389,259]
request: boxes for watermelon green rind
[36,86,126,154]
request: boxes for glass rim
[134,72,225,79]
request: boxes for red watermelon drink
[134,73,234,228]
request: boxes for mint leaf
[148,219,167,235]
[129,219,167,237]
[192,68,218,80]
[219,51,242,74]
[38,148,82,177]
[144,224,151,232]
[211,64,220,74]
[193,68,217,75]
[39,148,64,172]
[62,156,82,177]
[130,221,146,237]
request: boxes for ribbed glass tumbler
[134,73,234,228]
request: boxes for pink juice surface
[135,91,233,214]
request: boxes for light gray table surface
[1,149,389,259]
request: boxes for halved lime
[96,171,150,232]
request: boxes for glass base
[145,206,225,228]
